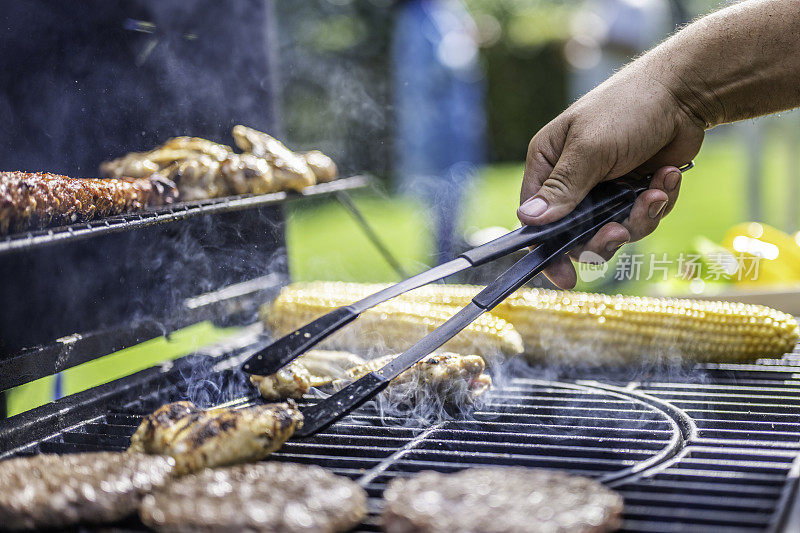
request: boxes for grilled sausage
[0,171,177,234]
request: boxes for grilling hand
[516,64,703,289]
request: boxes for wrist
[641,45,723,130]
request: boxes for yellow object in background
[722,222,800,286]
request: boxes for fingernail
[649,200,667,219]
[665,171,681,191]
[605,240,628,253]
[519,197,548,218]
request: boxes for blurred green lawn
[8,124,798,415]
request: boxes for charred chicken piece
[139,462,367,533]
[250,349,367,400]
[0,171,176,234]
[128,401,303,475]
[0,452,174,530]
[382,467,623,533]
[300,150,338,183]
[232,125,316,191]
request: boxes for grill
[1,170,799,532]
[1,336,799,532]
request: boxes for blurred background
[281,0,800,300]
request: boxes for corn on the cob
[274,282,799,363]
[263,289,524,357]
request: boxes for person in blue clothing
[392,0,485,264]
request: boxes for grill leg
[334,191,408,279]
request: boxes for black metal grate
[1,343,799,532]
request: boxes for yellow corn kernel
[274,282,798,363]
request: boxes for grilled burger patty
[139,462,367,533]
[382,467,623,533]
[0,171,176,234]
[128,400,303,474]
[0,452,174,530]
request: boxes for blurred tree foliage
[276,0,716,171]
[464,0,580,161]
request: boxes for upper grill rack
[0,175,370,256]
[2,342,799,532]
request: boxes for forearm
[645,0,800,127]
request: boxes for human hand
[517,60,704,288]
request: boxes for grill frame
[1,339,798,532]
[0,176,370,390]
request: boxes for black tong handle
[243,178,642,375]
[460,178,641,266]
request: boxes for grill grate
[1,345,799,532]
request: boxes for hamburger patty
[0,452,175,530]
[139,462,367,533]
[382,467,623,533]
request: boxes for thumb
[518,135,607,225]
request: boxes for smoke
[122,354,255,414]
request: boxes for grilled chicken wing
[157,155,227,201]
[300,150,338,183]
[101,127,333,201]
[251,351,491,402]
[338,352,492,402]
[219,153,275,195]
[128,401,302,475]
[249,350,366,401]
[160,136,233,161]
[232,125,315,191]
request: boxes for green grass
[287,125,800,286]
[286,193,433,282]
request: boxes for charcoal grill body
[0,177,369,392]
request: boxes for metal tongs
[242,163,694,436]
